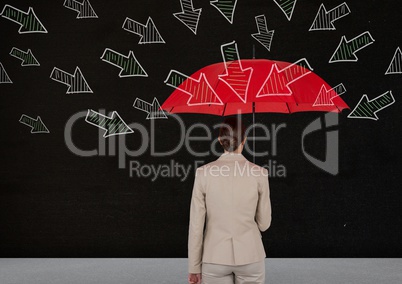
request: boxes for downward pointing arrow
[330,31,375,63]
[251,15,275,51]
[273,0,298,21]
[19,114,49,133]
[313,84,346,106]
[63,0,98,19]
[219,41,253,103]
[85,110,134,137]
[122,17,165,44]
[133,98,167,119]
[50,66,93,94]
[309,3,351,31]
[0,5,47,34]
[101,48,148,77]
[9,48,40,66]
[165,70,223,106]
[257,58,313,97]
[210,0,238,24]
[348,91,395,120]
[174,0,202,35]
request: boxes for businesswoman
[188,117,272,284]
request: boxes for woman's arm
[188,168,206,274]
[255,168,272,232]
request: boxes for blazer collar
[217,152,247,161]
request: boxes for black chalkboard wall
[0,0,401,257]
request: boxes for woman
[188,117,272,284]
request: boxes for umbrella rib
[286,103,291,113]
[222,103,227,116]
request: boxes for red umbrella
[161,41,349,161]
[162,41,349,115]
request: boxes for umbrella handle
[253,101,255,164]
[252,44,255,163]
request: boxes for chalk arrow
[165,70,223,106]
[385,47,402,75]
[122,17,165,44]
[219,41,253,103]
[0,62,12,84]
[0,5,47,34]
[50,66,93,94]
[174,0,202,35]
[210,0,237,24]
[273,0,297,21]
[101,48,148,77]
[9,48,40,66]
[348,91,395,120]
[85,110,134,137]
[133,98,167,119]
[309,3,351,31]
[257,58,313,97]
[19,115,49,133]
[63,0,98,19]
[251,15,275,51]
[330,31,375,63]
[313,83,346,106]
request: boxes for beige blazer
[188,152,272,273]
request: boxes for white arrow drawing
[257,58,313,97]
[50,66,93,94]
[210,0,238,24]
[9,47,40,66]
[173,0,202,35]
[251,15,275,51]
[165,70,223,106]
[329,31,375,63]
[63,0,98,19]
[133,97,168,119]
[19,114,50,133]
[0,5,47,34]
[309,3,351,31]
[273,0,298,21]
[313,84,346,106]
[219,41,253,103]
[347,91,395,120]
[385,47,402,75]
[0,62,13,83]
[85,110,134,137]
[100,48,148,78]
[122,17,165,44]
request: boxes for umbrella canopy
[160,41,349,163]
[161,43,349,116]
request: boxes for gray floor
[0,258,401,284]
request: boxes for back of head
[219,116,246,152]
